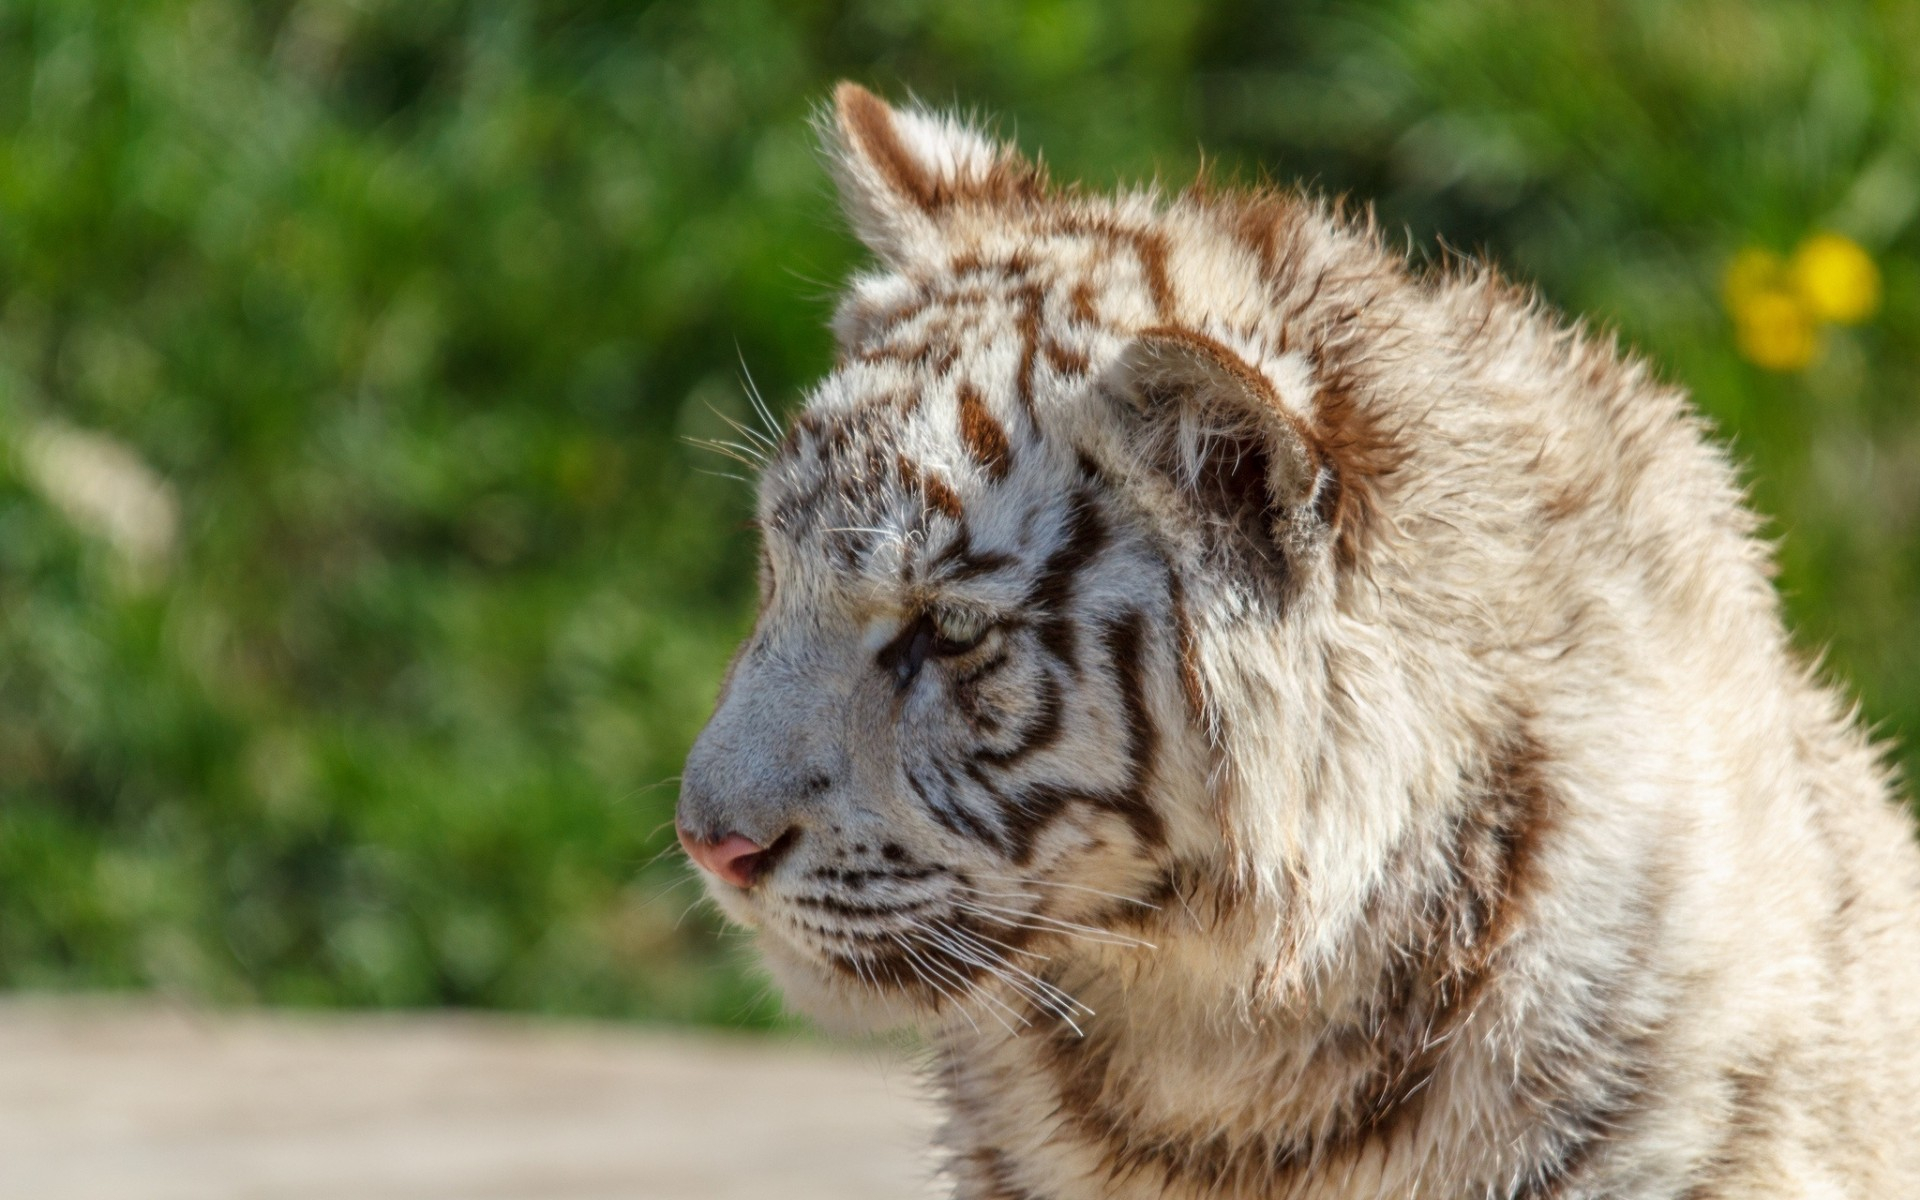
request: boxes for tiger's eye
[931,608,990,656]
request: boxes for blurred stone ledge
[0,996,939,1200]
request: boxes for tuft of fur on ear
[821,82,1044,266]
[1109,328,1335,569]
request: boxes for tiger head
[676,85,1411,1032]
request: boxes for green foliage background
[1,0,1916,1025]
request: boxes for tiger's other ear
[1107,328,1336,562]
[821,82,1043,267]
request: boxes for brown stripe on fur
[1068,278,1101,325]
[894,452,924,496]
[1130,228,1175,316]
[854,342,948,382]
[1032,1025,1248,1193]
[923,471,965,520]
[833,83,1047,214]
[1218,189,1308,298]
[1311,339,1408,570]
[1048,214,1175,317]
[1164,569,1207,725]
[951,248,1035,280]
[1042,337,1089,376]
[1473,726,1560,955]
[1324,727,1559,1145]
[836,82,941,212]
[957,382,1014,481]
[1014,282,1046,420]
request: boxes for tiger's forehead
[835,218,1170,359]
[758,239,1139,605]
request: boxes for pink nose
[677,828,769,889]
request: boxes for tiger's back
[675,84,1920,1198]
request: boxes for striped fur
[677,84,1920,1198]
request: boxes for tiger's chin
[754,929,938,1035]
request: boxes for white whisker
[735,347,784,444]
[819,524,897,538]
[893,931,1005,1036]
[712,401,780,452]
[948,921,1098,1006]
[953,898,1158,951]
[971,873,1161,909]
[685,434,768,467]
[920,929,1052,1031]
[933,922,1093,1034]
[903,923,1028,1035]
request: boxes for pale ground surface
[0,997,942,1200]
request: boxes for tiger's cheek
[946,635,1053,743]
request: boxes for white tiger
[675,83,1920,1199]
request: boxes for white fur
[678,86,1920,1199]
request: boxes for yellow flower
[1791,232,1880,324]
[1722,247,1786,312]
[1731,287,1819,372]
[1723,234,1879,370]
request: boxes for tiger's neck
[935,760,1666,1199]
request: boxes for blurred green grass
[0,0,1915,1024]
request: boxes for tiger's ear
[822,82,1042,267]
[1107,328,1335,559]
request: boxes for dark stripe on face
[950,648,1012,732]
[971,670,1063,767]
[790,893,933,919]
[1024,491,1108,673]
[1095,609,1166,849]
[993,612,1165,866]
[957,382,1013,480]
[930,525,1017,582]
[911,763,1004,852]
